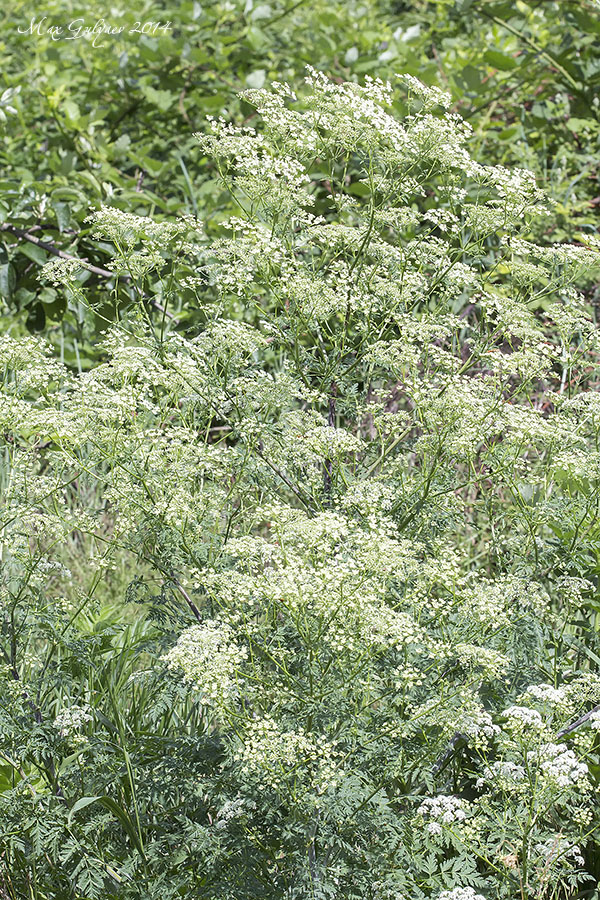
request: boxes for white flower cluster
[397,73,452,110]
[455,707,500,749]
[552,448,600,484]
[304,426,364,458]
[508,237,600,274]
[479,760,526,791]
[234,716,340,794]
[106,248,164,278]
[196,117,310,217]
[502,705,545,732]
[53,704,93,737]
[454,643,509,678]
[562,392,600,426]
[0,334,68,388]
[206,518,426,657]
[528,743,589,787]
[209,220,288,296]
[521,683,571,713]
[589,710,600,730]
[162,620,248,706]
[192,318,267,361]
[456,577,511,630]
[214,797,248,829]
[85,205,197,248]
[39,256,84,286]
[417,795,468,835]
[437,888,486,900]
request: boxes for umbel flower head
[161,620,248,707]
[53,703,93,737]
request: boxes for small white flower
[589,710,600,730]
[418,795,468,830]
[162,620,248,706]
[528,743,588,787]
[53,704,93,737]
[438,888,486,900]
[503,705,545,730]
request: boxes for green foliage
[391,0,600,244]
[2,70,600,898]
[0,0,404,351]
[2,1,599,359]
[2,1,600,896]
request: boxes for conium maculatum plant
[2,70,600,899]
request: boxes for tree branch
[1,223,116,279]
[557,703,600,738]
[1,223,175,319]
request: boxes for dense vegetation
[1,2,600,898]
